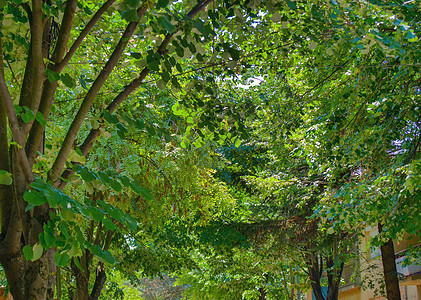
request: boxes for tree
[0,0,215,298]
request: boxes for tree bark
[71,258,91,300]
[378,223,401,300]
[0,167,52,300]
[90,262,106,300]
[307,253,344,300]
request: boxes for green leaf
[30,179,49,192]
[103,217,117,230]
[61,73,75,88]
[24,190,47,207]
[89,244,116,264]
[109,179,122,192]
[121,9,139,22]
[130,181,152,201]
[74,256,85,271]
[35,111,47,126]
[158,16,176,33]
[103,110,119,124]
[90,207,105,222]
[125,214,138,230]
[123,0,141,9]
[74,166,95,182]
[54,251,70,267]
[161,70,170,83]
[120,175,131,187]
[157,80,166,90]
[46,69,60,83]
[97,171,110,184]
[21,108,35,124]
[130,52,142,59]
[0,170,12,185]
[79,76,89,90]
[32,243,43,261]
[44,229,56,249]
[23,245,34,261]
[156,0,170,9]
[287,0,297,10]
[100,250,116,264]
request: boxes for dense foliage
[0,0,420,299]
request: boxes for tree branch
[0,38,13,234]
[0,75,34,183]
[51,0,79,64]
[300,61,348,99]
[57,0,215,188]
[89,261,106,300]
[49,5,148,184]
[26,0,79,165]
[54,0,116,73]
[21,0,45,137]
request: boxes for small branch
[89,261,106,300]
[102,230,115,251]
[343,76,385,132]
[300,61,348,99]
[5,57,19,87]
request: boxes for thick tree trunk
[378,223,401,300]
[0,166,53,300]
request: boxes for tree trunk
[325,260,344,300]
[90,262,107,300]
[378,223,401,300]
[308,253,344,300]
[308,253,325,300]
[0,165,53,300]
[71,258,91,300]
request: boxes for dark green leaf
[121,9,139,22]
[90,207,105,222]
[130,52,142,59]
[103,110,119,124]
[103,217,118,230]
[54,251,70,267]
[23,245,33,261]
[61,73,75,88]
[125,214,138,230]
[158,16,176,33]
[24,190,47,207]
[46,69,60,83]
[156,0,170,9]
[35,111,47,126]
[109,179,122,192]
[130,181,152,201]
